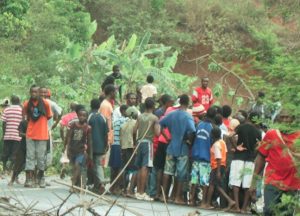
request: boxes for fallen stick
[161,186,171,216]
[53,179,142,216]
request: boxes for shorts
[190,161,211,186]
[209,166,226,186]
[135,140,153,168]
[164,154,189,182]
[229,160,254,188]
[121,148,137,171]
[2,140,20,162]
[109,145,122,168]
[153,142,168,170]
[70,153,86,166]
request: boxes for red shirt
[258,129,300,191]
[191,87,213,111]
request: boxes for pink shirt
[60,112,77,127]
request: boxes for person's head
[38,86,48,98]
[126,93,137,106]
[228,118,240,135]
[214,114,223,126]
[206,106,217,120]
[112,65,120,75]
[70,102,78,111]
[235,110,247,124]
[248,111,260,124]
[90,98,100,110]
[179,94,190,107]
[104,84,116,99]
[30,84,40,100]
[210,105,222,115]
[10,95,20,105]
[211,126,221,145]
[101,76,115,91]
[222,105,232,118]
[75,104,85,114]
[146,75,154,84]
[201,77,209,89]
[160,94,174,109]
[77,109,88,124]
[275,109,295,124]
[144,97,156,111]
[120,104,128,116]
[125,106,139,119]
[256,91,265,104]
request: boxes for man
[103,65,123,102]
[113,92,139,120]
[133,97,160,201]
[191,77,214,111]
[159,94,196,205]
[1,95,22,173]
[250,110,300,216]
[23,85,52,188]
[229,112,262,213]
[88,99,109,194]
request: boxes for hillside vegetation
[0,0,299,120]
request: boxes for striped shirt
[112,116,128,146]
[1,105,23,141]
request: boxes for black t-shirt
[233,123,262,162]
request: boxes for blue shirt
[191,121,213,162]
[160,110,196,157]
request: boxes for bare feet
[199,202,206,209]
[203,204,215,210]
[174,199,186,205]
[223,201,236,211]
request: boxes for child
[120,106,139,196]
[66,107,91,191]
[205,127,235,210]
[133,97,160,201]
[108,104,128,195]
[8,119,28,186]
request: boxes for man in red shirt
[191,77,214,111]
[250,110,300,216]
[23,85,52,188]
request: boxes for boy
[66,107,92,191]
[88,99,109,194]
[190,107,216,207]
[109,104,128,194]
[8,119,28,186]
[205,127,235,210]
[120,106,139,196]
[1,95,22,173]
[134,97,160,201]
[140,75,157,103]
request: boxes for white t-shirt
[140,83,157,103]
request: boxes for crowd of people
[1,66,299,216]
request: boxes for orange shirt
[99,99,114,145]
[23,99,52,140]
[210,139,227,169]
